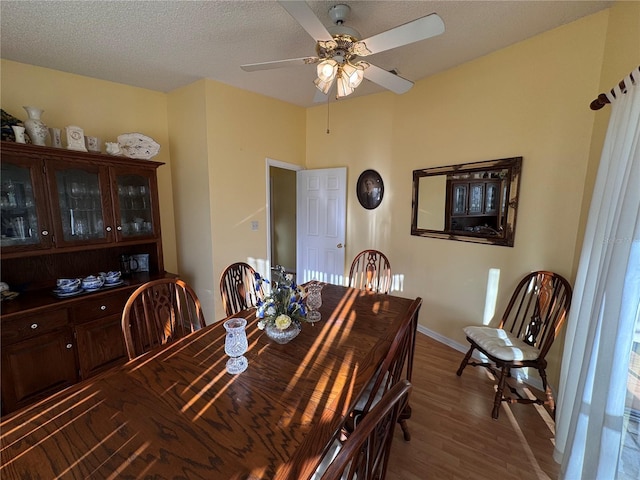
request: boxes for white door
[296,167,347,285]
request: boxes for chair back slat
[498,271,572,359]
[220,262,265,316]
[348,250,392,294]
[320,381,412,480]
[359,298,422,415]
[121,278,206,360]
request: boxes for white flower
[266,305,277,317]
[257,319,266,330]
[275,314,292,330]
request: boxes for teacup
[104,271,121,284]
[81,275,105,290]
[57,278,81,292]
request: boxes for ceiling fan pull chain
[326,93,331,134]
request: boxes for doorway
[266,159,301,280]
[266,160,347,285]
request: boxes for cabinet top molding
[1,141,165,169]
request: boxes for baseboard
[416,325,546,392]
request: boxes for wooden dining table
[0,283,419,480]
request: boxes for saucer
[82,286,103,292]
[53,288,84,298]
[103,280,124,288]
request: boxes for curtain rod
[590,67,639,110]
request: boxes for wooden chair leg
[538,367,556,414]
[492,365,508,419]
[456,345,475,376]
[398,403,412,441]
[399,419,411,441]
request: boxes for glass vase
[265,322,300,344]
[306,282,323,322]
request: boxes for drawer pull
[42,230,49,236]
[66,343,73,349]
[100,305,107,311]
[106,226,112,232]
[30,323,38,329]
[116,225,122,231]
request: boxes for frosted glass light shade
[336,74,355,98]
[314,76,335,95]
[317,59,338,82]
[342,62,365,88]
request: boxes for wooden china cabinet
[0,141,170,415]
[445,177,503,235]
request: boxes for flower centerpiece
[255,265,307,344]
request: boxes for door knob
[337,243,343,248]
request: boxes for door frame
[265,158,303,278]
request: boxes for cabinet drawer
[73,290,133,322]
[1,308,69,344]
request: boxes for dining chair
[348,249,392,294]
[456,271,572,419]
[219,262,265,316]
[319,380,412,480]
[350,297,422,441]
[121,278,206,360]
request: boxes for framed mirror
[411,157,522,247]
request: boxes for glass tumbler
[224,317,248,374]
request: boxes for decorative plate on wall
[117,133,160,160]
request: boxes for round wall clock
[65,125,87,152]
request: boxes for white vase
[11,125,26,144]
[49,127,62,148]
[23,106,48,146]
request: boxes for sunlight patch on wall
[484,268,501,325]
[391,274,404,292]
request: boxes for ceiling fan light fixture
[342,61,367,88]
[314,75,335,95]
[336,73,355,98]
[317,58,338,82]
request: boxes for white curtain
[554,66,640,479]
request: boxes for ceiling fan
[241,1,445,100]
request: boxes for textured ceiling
[1,1,613,108]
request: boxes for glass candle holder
[224,317,248,374]
[306,282,323,323]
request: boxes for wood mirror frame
[411,157,522,247]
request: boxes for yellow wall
[166,80,306,321]
[306,10,611,390]
[167,80,215,317]
[0,60,178,274]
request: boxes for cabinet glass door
[115,174,154,238]
[54,168,108,244]
[1,162,46,249]
[468,183,485,214]
[452,184,468,215]
[485,183,499,214]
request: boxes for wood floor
[386,333,560,480]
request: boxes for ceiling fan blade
[241,56,319,72]
[359,13,444,55]
[364,64,414,94]
[278,1,333,42]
